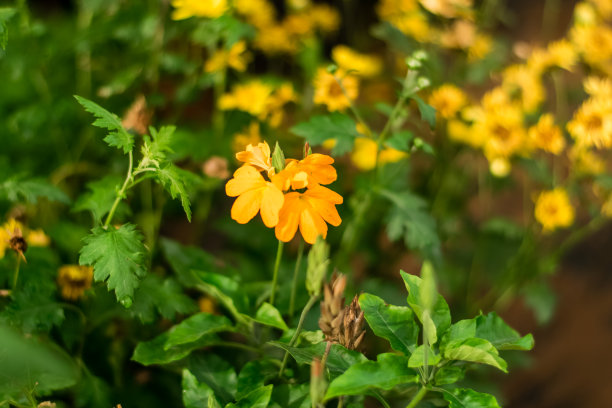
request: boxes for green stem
[288,239,305,320]
[270,240,284,306]
[104,150,134,228]
[333,74,371,136]
[422,310,430,381]
[278,294,320,377]
[12,256,21,290]
[337,396,344,408]
[406,386,428,408]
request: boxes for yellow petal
[299,205,327,244]
[231,189,263,224]
[225,165,264,196]
[275,193,301,242]
[260,183,285,228]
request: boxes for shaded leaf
[188,353,237,405]
[0,175,70,204]
[407,345,440,368]
[130,275,197,323]
[434,366,466,386]
[182,369,221,408]
[132,332,220,366]
[411,95,436,129]
[269,341,367,375]
[236,360,278,400]
[270,384,311,408]
[226,385,273,408]
[163,312,233,349]
[73,175,124,223]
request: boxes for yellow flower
[233,122,262,153]
[447,118,483,148]
[265,83,297,127]
[235,141,274,175]
[589,0,612,20]
[568,145,606,175]
[234,0,276,28]
[332,46,382,78]
[570,24,612,69]
[428,84,468,119]
[467,33,492,61]
[205,41,251,73]
[1,218,27,261]
[584,76,612,99]
[274,154,338,190]
[27,229,50,247]
[489,157,511,178]
[219,81,274,117]
[57,265,93,301]
[254,25,300,55]
[313,67,359,112]
[418,0,473,18]
[528,114,566,154]
[502,64,545,113]
[534,188,575,232]
[308,4,341,34]
[350,137,407,171]
[567,96,612,148]
[527,39,577,73]
[225,165,285,227]
[171,0,228,20]
[275,185,343,244]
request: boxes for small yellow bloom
[205,41,251,74]
[171,0,228,20]
[502,64,545,113]
[534,188,575,232]
[528,114,566,155]
[570,24,612,69]
[313,67,359,112]
[254,25,300,55]
[584,76,612,99]
[308,4,341,34]
[219,81,274,117]
[429,84,468,119]
[567,96,612,149]
[350,137,407,171]
[332,46,382,78]
[235,141,274,175]
[233,122,262,153]
[568,145,606,175]
[275,185,343,244]
[489,157,511,178]
[274,154,338,190]
[57,265,93,301]
[234,0,276,29]
[27,229,51,247]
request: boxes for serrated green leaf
[411,95,436,129]
[254,302,288,331]
[400,271,451,345]
[74,95,133,153]
[130,275,197,323]
[359,293,418,355]
[0,175,70,204]
[0,8,16,50]
[291,113,359,156]
[269,341,367,376]
[182,369,221,408]
[155,164,192,221]
[271,141,286,173]
[434,366,466,386]
[407,345,440,367]
[443,338,508,372]
[79,224,147,305]
[188,354,237,405]
[443,388,501,408]
[74,370,112,408]
[132,332,220,366]
[226,385,273,408]
[140,126,176,169]
[380,190,440,259]
[325,354,418,400]
[160,238,219,287]
[73,175,124,223]
[2,288,65,334]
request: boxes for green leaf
[306,237,329,297]
[155,164,192,222]
[188,353,237,405]
[411,95,436,129]
[291,113,359,156]
[0,325,79,395]
[254,302,288,331]
[226,385,273,408]
[400,271,451,345]
[0,8,16,50]
[130,275,197,323]
[132,332,220,366]
[385,130,413,152]
[325,354,418,399]
[160,238,219,287]
[475,312,534,351]
[434,366,466,386]
[269,341,367,375]
[193,270,249,324]
[79,224,147,306]
[164,312,233,350]
[73,175,124,223]
[74,95,134,153]
[140,126,176,169]
[236,360,278,400]
[440,319,476,351]
[74,370,112,408]
[270,384,311,408]
[443,338,508,372]
[2,287,65,334]
[443,388,501,408]
[407,345,441,368]
[182,369,221,408]
[359,293,418,355]
[380,190,440,259]
[271,141,286,173]
[0,175,70,204]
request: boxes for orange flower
[275,185,343,244]
[235,141,274,175]
[226,165,284,227]
[274,153,337,191]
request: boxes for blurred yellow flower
[528,114,566,155]
[447,118,483,147]
[332,46,383,78]
[589,0,612,20]
[233,122,262,153]
[534,188,575,232]
[58,265,93,301]
[467,34,493,61]
[377,0,431,42]
[419,0,473,18]
[27,229,50,247]
[234,0,276,28]
[205,41,251,73]
[568,145,606,175]
[567,96,612,148]
[428,84,467,119]
[1,218,27,261]
[313,67,359,112]
[308,4,341,34]
[350,137,407,171]
[489,157,511,178]
[570,24,612,69]
[171,0,228,20]
[502,64,545,113]
[528,39,577,73]
[219,81,274,116]
[254,25,299,55]
[584,76,612,99]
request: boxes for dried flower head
[339,294,366,350]
[319,273,347,343]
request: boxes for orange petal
[305,185,343,204]
[260,183,285,228]
[275,193,301,242]
[231,188,263,224]
[225,165,264,196]
[299,204,327,244]
[307,196,342,226]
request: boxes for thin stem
[270,240,284,306]
[422,310,430,381]
[332,74,371,136]
[337,396,344,408]
[12,256,21,290]
[288,239,305,320]
[104,150,134,228]
[279,294,320,377]
[406,386,428,408]
[320,341,333,372]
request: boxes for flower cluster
[225,142,342,244]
